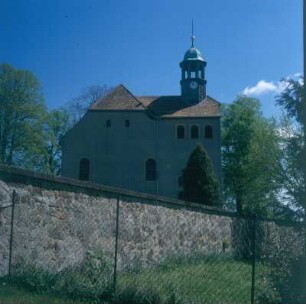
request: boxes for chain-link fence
[1,189,305,303]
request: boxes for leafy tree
[180,144,220,206]
[276,77,304,124]
[275,77,305,218]
[0,63,46,169]
[222,95,281,217]
[42,108,70,175]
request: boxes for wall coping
[1,165,302,227]
[0,164,235,217]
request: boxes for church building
[61,35,221,199]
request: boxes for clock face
[190,81,198,89]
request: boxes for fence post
[8,190,16,278]
[113,196,120,298]
[250,217,256,304]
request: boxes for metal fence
[1,189,305,303]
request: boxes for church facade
[61,39,221,199]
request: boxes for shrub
[9,249,113,302]
[180,144,220,206]
[256,223,305,303]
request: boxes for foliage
[117,254,277,304]
[0,282,81,304]
[254,262,282,304]
[10,250,113,302]
[276,77,304,125]
[42,108,70,175]
[0,63,46,170]
[180,144,220,206]
[0,63,111,175]
[222,95,281,216]
[275,117,305,218]
[53,250,113,301]
[257,222,305,303]
[3,252,288,304]
[275,77,305,218]
[232,218,263,261]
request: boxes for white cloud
[243,72,303,97]
[243,80,282,96]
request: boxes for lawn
[0,256,273,303]
[0,283,83,304]
[117,257,253,303]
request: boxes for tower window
[125,119,130,127]
[146,158,156,181]
[205,125,213,139]
[191,125,199,139]
[106,119,111,128]
[79,158,90,181]
[191,71,196,78]
[177,125,185,139]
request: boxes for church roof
[139,95,220,117]
[91,84,145,111]
[90,84,220,118]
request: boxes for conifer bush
[180,144,220,207]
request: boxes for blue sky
[1,0,303,117]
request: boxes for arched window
[146,158,156,181]
[205,125,213,139]
[106,119,111,128]
[79,158,90,181]
[191,125,199,139]
[125,119,130,127]
[177,125,185,139]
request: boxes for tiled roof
[138,95,220,117]
[90,84,220,117]
[90,84,145,110]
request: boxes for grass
[0,255,276,304]
[0,283,83,304]
[117,255,254,303]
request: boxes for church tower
[180,28,207,103]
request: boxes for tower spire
[191,19,195,47]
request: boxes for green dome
[183,47,204,61]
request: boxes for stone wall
[0,165,236,276]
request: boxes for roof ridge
[119,84,146,109]
[206,95,221,104]
[90,84,146,110]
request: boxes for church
[61,35,221,199]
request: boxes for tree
[222,95,281,217]
[67,85,111,126]
[270,76,305,302]
[275,77,305,219]
[42,108,70,175]
[276,77,304,124]
[180,144,220,206]
[0,64,46,169]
